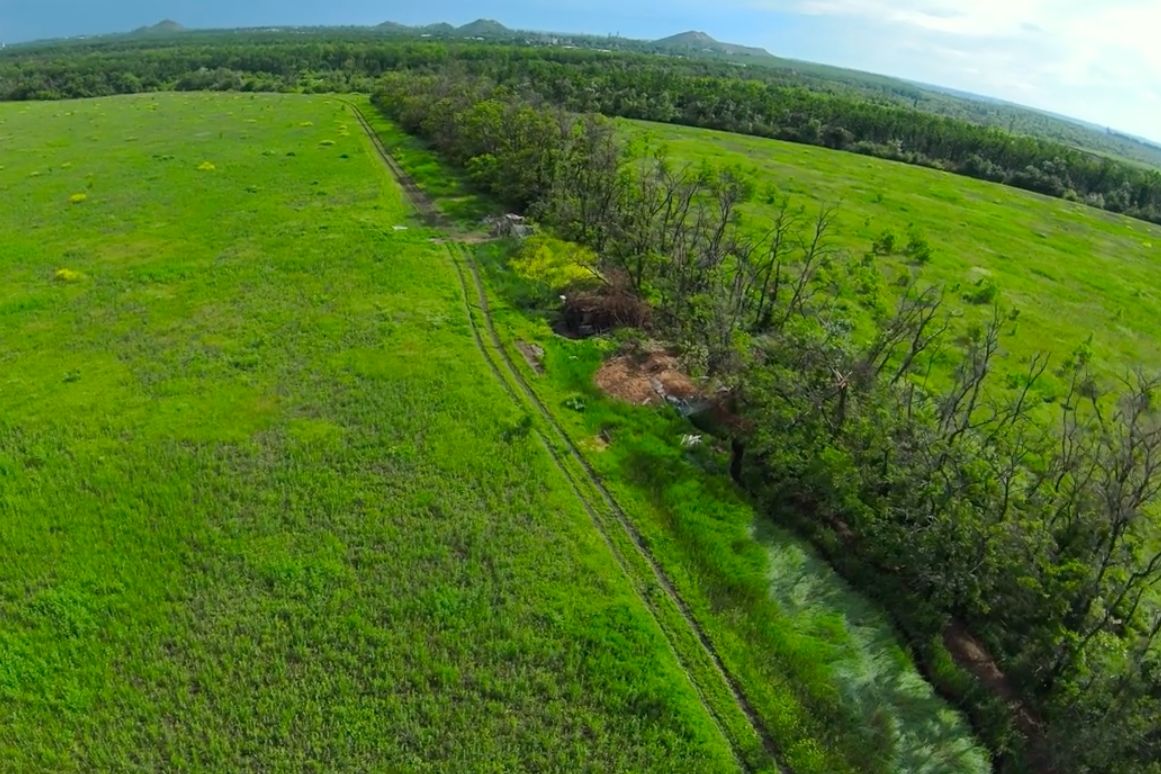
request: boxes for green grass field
[0,93,747,770]
[375,109,992,772]
[627,119,1161,392]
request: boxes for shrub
[904,227,933,264]
[872,230,896,255]
[962,278,999,305]
[197,161,216,171]
[510,236,599,293]
[69,193,87,204]
[54,268,84,283]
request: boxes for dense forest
[373,70,1161,773]
[3,33,1161,226]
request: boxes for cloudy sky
[3,0,1158,140]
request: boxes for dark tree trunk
[730,437,746,483]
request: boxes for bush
[54,268,84,283]
[962,278,998,305]
[510,236,599,294]
[69,193,88,204]
[904,227,933,264]
[872,230,896,255]
[197,161,216,171]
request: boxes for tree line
[3,35,1161,225]
[375,70,1161,773]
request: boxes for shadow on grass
[752,519,991,773]
[616,433,990,773]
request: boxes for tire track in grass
[348,101,786,773]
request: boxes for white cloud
[742,0,1161,138]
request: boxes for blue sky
[3,0,1158,141]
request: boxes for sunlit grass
[629,119,1161,389]
[0,93,736,772]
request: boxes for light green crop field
[627,120,1161,390]
[0,93,742,770]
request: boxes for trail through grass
[365,103,992,772]
[0,93,738,771]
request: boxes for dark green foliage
[904,227,933,264]
[962,278,999,305]
[4,34,1161,226]
[872,230,896,256]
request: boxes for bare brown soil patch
[594,348,699,406]
[943,622,1052,770]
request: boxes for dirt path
[347,101,785,773]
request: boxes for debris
[594,347,698,406]
[515,340,545,374]
[681,434,703,448]
[562,396,586,412]
[558,289,651,338]
[484,213,533,239]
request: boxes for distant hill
[130,20,185,36]
[456,19,511,37]
[652,30,771,59]
[376,20,510,38]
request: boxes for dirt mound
[594,349,699,406]
[560,290,651,338]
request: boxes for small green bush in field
[872,230,896,255]
[54,268,84,283]
[510,235,599,292]
[963,278,999,305]
[69,192,87,204]
[904,227,933,264]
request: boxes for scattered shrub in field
[905,227,933,264]
[299,121,314,127]
[320,139,335,147]
[69,193,87,204]
[54,268,84,283]
[197,161,216,172]
[872,230,897,255]
[962,278,999,305]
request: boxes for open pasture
[0,94,738,771]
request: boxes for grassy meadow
[374,109,992,772]
[627,119,1161,393]
[0,94,744,770]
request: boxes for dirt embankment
[594,348,700,406]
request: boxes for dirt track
[346,100,787,773]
